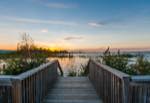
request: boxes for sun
[48,47,64,51]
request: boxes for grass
[101,47,150,75]
[68,68,77,76]
[0,33,47,75]
[68,63,89,77]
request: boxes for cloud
[88,22,104,27]
[41,29,48,33]
[2,16,77,26]
[88,18,125,28]
[46,3,77,9]
[34,0,77,9]
[64,36,83,40]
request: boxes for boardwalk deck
[43,77,103,103]
[1,60,149,103]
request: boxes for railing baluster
[0,60,63,103]
[88,59,150,103]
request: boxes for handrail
[0,76,15,86]
[17,61,56,80]
[88,59,130,103]
[89,59,130,79]
[56,60,63,76]
[88,59,150,103]
[16,60,63,80]
[0,60,63,103]
[131,75,150,82]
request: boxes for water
[48,57,89,76]
[0,52,150,76]
[50,52,150,76]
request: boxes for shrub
[123,66,137,75]
[101,47,150,75]
[102,47,128,72]
[130,56,150,75]
[68,68,77,76]
[78,64,89,76]
[67,63,89,77]
[2,33,47,75]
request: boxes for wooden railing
[88,59,150,103]
[0,60,63,103]
[129,76,150,103]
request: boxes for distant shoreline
[1,49,150,54]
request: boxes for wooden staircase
[43,77,103,103]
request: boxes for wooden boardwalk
[0,60,150,103]
[43,77,103,103]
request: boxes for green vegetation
[120,53,136,58]
[0,48,72,59]
[3,58,45,75]
[0,33,72,75]
[102,48,128,72]
[0,52,20,59]
[130,56,150,75]
[2,33,47,75]
[102,47,150,75]
[68,68,77,76]
[78,64,89,76]
[68,63,89,76]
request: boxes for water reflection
[1,52,150,76]
[48,57,89,76]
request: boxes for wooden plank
[131,76,150,82]
[88,60,130,103]
[0,76,14,86]
[43,77,103,103]
[0,60,60,103]
[122,76,130,103]
[89,59,130,79]
[88,59,150,103]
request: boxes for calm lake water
[48,52,150,76]
[47,53,101,76]
[48,57,88,76]
[1,52,150,76]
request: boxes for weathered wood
[1,59,150,103]
[88,59,150,103]
[56,60,63,76]
[88,59,130,103]
[0,60,63,103]
[131,76,150,82]
[128,77,150,103]
[43,77,103,103]
[122,76,130,103]
[11,78,22,103]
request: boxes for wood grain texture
[43,77,103,103]
[0,59,150,103]
[88,59,150,103]
[0,60,62,103]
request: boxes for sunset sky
[0,0,150,51]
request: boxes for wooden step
[46,93,99,100]
[43,100,102,103]
[57,77,89,81]
[44,100,102,103]
[49,89,96,94]
[43,77,103,103]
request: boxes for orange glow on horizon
[48,47,65,51]
[0,44,16,50]
[0,43,150,52]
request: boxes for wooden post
[122,76,130,103]
[0,60,62,103]
[11,78,22,103]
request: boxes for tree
[17,33,35,60]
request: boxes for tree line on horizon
[0,33,71,59]
[0,33,70,75]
